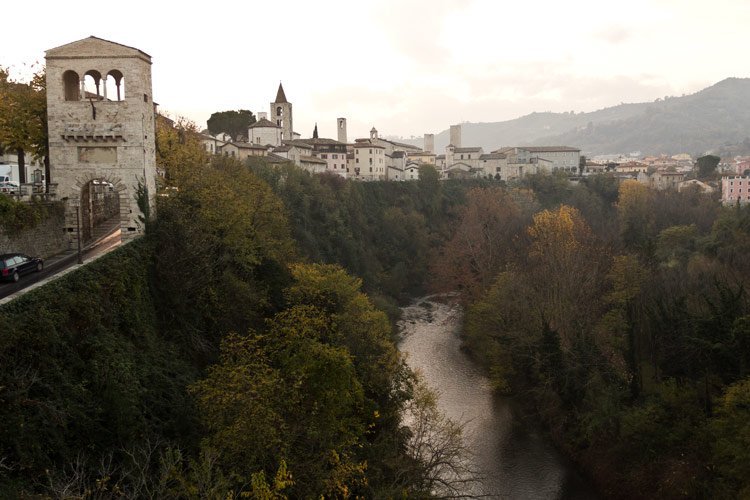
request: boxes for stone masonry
[45,36,157,238]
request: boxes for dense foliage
[4,106,749,497]
[439,173,750,497]
[0,125,478,497]
[0,195,63,235]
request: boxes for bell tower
[270,82,293,141]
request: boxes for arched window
[63,70,80,101]
[276,106,283,116]
[105,70,124,101]
[83,70,103,99]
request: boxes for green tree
[696,154,720,179]
[206,109,256,141]
[0,67,48,185]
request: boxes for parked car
[0,181,19,194]
[0,253,43,282]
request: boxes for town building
[722,176,750,205]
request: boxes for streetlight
[68,198,83,264]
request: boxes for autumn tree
[206,109,256,141]
[431,186,534,300]
[0,67,48,185]
[617,180,656,255]
[155,114,209,183]
[526,205,607,345]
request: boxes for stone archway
[75,173,127,242]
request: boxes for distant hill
[397,78,750,157]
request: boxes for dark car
[0,253,43,282]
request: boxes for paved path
[0,220,125,304]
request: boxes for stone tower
[424,133,435,153]
[337,117,347,143]
[271,83,293,141]
[370,127,378,140]
[449,124,462,148]
[45,36,156,239]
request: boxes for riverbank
[398,296,598,499]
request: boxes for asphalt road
[0,229,122,301]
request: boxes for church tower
[270,83,293,141]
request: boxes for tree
[155,115,209,183]
[206,109,256,141]
[0,67,48,185]
[617,180,656,255]
[430,187,533,300]
[696,154,720,179]
[526,205,606,345]
[710,377,750,497]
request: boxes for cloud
[593,26,633,45]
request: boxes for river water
[398,296,597,500]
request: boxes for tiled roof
[229,142,268,150]
[266,153,290,163]
[283,140,314,149]
[480,153,506,160]
[249,118,280,129]
[353,142,385,149]
[300,155,327,164]
[522,146,580,152]
[454,147,482,153]
[298,138,346,146]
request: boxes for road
[0,228,122,301]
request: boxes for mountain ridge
[395,78,750,157]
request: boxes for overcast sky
[4,0,749,140]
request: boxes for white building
[351,140,386,181]
[248,118,282,147]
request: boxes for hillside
[399,78,750,156]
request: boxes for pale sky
[4,0,749,141]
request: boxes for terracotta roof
[272,145,291,153]
[454,147,482,153]
[353,142,385,149]
[274,83,288,103]
[249,118,280,129]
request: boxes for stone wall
[0,209,70,258]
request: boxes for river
[398,296,597,499]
